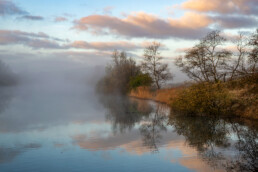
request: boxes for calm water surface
[0,83,257,172]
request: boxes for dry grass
[129,80,258,120]
[129,86,184,104]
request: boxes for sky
[0,0,257,82]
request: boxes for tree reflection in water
[98,95,153,134]
[99,95,168,152]
[169,115,258,172]
[99,95,257,171]
[226,122,258,172]
[0,88,14,115]
[139,105,168,153]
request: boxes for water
[0,83,257,172]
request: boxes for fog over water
[0,55,257,172]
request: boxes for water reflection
[225,122,258,172]
[99,95,169,152]
[99,95,153,133]
[99,95,258,171]
[0,87,14,115]
[139,105,168,153]
[0,88,257,171]
[169,115,258,172]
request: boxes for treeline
[97,42,172,94]
[0,59,18,86]
[98,28,257,118]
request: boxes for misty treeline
[0,59,18,86]
[97,28,257,96]
[97,42,172,94]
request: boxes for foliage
[141,42,172,89]
[97,50,140,94]
[129,73,153,90]
[170,82,233,116]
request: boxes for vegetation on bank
[0,59,18,86]
[171,29,258,118]
[97,42,171,94]
[98,28,258,119]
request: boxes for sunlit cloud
[181,0,258,15]
[73,12,212,39]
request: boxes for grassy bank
[129,86,184,104]
[129,75,258,120]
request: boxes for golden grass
[129,86,184,104]
[129,81,258,120]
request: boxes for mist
[0,54,109,133]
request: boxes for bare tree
[248,29,258,74]
[226,29,258,78]
[141,42,172,89]
[176,29,258,83]
[175,31,232,83]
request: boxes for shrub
[129,73,152,90]
[96,50,140,94]
[170,82,233,116]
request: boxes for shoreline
[128,85,258,120]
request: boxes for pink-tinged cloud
[69,41,142,51]
[0,30,152,51]
[54,17,68,22]
[0,0,27,16]
[181,0,258,15]
[0,30,63,49]
[73,12,211,39]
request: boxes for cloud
[103,6,114,14]
[213,15,258,29]
[54,16,68,22]
[0,30,153,51]
[21,15,44,20]
[181,0,258,15]
[68,40,142,51]
[0,30,63,49]
[0,143,41,163]
[168,12,212,29]
[73,12,211,39]
[0,0,27,16]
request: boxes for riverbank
[129,86,183,104]
[129,76,258,120]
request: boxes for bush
[129,74,152,90]
[171,82,233,116]
[96,50,141,94]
